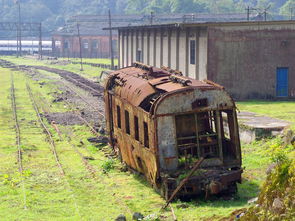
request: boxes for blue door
[276,68,289,97]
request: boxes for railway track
[31,84,133,216]
[59,81,105,118]
[26,83,65,175]
[26,82,82,217]
[28,65,104,97]
[10,73,27,209]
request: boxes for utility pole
[150,11,154,24]
[108,9,114,70]
[38,23,42,60]
[17,0,22,56]
[290,6,295,20]
[246,6,250,21]
[77,23,83,71]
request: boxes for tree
[125,0,149,14]
[280,0,295,16]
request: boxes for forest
[0,0,294,35]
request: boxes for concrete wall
[119,27,208,80]
[207,24,295,99]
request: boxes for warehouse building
[114,21,295,99]
[52,13,255,59]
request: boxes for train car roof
[106,62,226,109]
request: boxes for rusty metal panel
[157,116,178,171]
[155,89,234,115]
[105,63,220,111]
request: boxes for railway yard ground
[0,56,294,220]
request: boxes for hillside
[0,0,293,37]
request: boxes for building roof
[105,20,295,31]
[53,13,261,37]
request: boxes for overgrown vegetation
[240,148,294,220]
[0,56,294,220]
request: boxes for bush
[101,158,115,173]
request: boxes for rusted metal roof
[106,63,217,108]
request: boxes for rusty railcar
[104,62,242,199]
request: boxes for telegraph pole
[246,6,250,21]
[17,0,22,56]
[77,23,83,71]
[150,11,154,24]
[108,9,114,70]
[38,23,42,60]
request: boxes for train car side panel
[111,95,159,185]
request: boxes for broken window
[198,111,219,159]
[190,40,196,65]
[125,110,130,135]
[134,116,139,141]
[175,111,220,168]
[221,110,237,160]
[143,122,149,148]
[116,106,121,129]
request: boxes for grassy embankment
[0,56,294,220]
[2,56,116,81]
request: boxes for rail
[10,73,27,209]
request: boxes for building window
[92,40,98,49]
[125,110,130,135]
[190,40,196,65]
[64,41,70,49]
[134,116,139,141]
[112,39,117,49]
[117,106,121,129]
[83,40,89,49]
[136,50,142,62]
[143,122,149,148]
[55,41,61,49]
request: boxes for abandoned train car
[104,62,242,199]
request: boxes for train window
[125,110,130,135]
[134,116,139,141]
[143,122,149,148]
[221,110,237,160]
[116,106,121,129]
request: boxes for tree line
[0,0,294,37]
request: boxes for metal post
[77,23,83,71]
[150,11,154,25]
[246,6,250,21]
[17,1,22,56]
[16,27,19,57]
[108,9,114,70]
[38,23,42,59]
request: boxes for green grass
[0,57,294,220]
[2,56,109,81]
[237,101,295,130]
[59,57,118,65]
